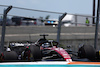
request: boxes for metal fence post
[75,15,77,26]
[94,0,99,50]
[57,13,67,44]
[0,6,12,53]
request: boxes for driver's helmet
[41,44,44,47]
[6,48,11,51]
[44,43,50,48]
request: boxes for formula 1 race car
[34,34,97,62]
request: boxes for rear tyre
[78,45,96,60]
[1,51,18,61]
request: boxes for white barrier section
[0,61,69,65]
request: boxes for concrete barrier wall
[0,26,97,34]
